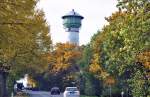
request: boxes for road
[26,91,50,97]
[26,91,63,97]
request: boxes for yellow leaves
[64,51,81,62]
[47,43,81,73]
[50,63,70,73]
[105,11,127,23]
[89,63,101,74]
[89,52,110,79]
[104,76,116,86]
[2,48,15,62]
[101,72,109,79]
[137,51,150,69]
[89,53,101,72]
[27,75,37,88]
[144,62,150,69]
[64,42,77,48]
[89,63,110,80]
[93,54,100,63]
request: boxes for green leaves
[0,0,51,76]
[88,0,150,96]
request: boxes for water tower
[62,9,84,45]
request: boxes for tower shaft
[66,31,79,45]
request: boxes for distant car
[50,87,61,97]
[64,87,80,97]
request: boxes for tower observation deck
[62,9,84,45]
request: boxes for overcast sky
[37,0,118,45]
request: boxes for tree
[104,0,150,96]
[89,0,150,96]
[79,44,92,69]
[46,43,82,89]
[77,44,104,96]
[48,43,81,73]
[0,0,51,96]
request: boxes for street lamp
[109,85,112,97]
[72,82,75,87]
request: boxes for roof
[62,9,84,19]
[65,87,78,89]
[51,87,59,89]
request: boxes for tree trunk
[0,72,8,97]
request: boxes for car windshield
[51,89,60,95]
[51,87,60,95]
[66,87,78,91]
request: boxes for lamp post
[72,81,75,87]
[106,76,115,97]
[109,85,112,97]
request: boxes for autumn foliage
[88,0,150,96]
[47,43,82,74]
[137,51,150,69]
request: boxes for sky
[37,0,118,45]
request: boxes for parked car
[50,87,61,97]
[64,87,80,97]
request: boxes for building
[15,74,34,89]
[62,9,84,45]
[16,74,28,88]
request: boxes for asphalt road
[26,91,63,97]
